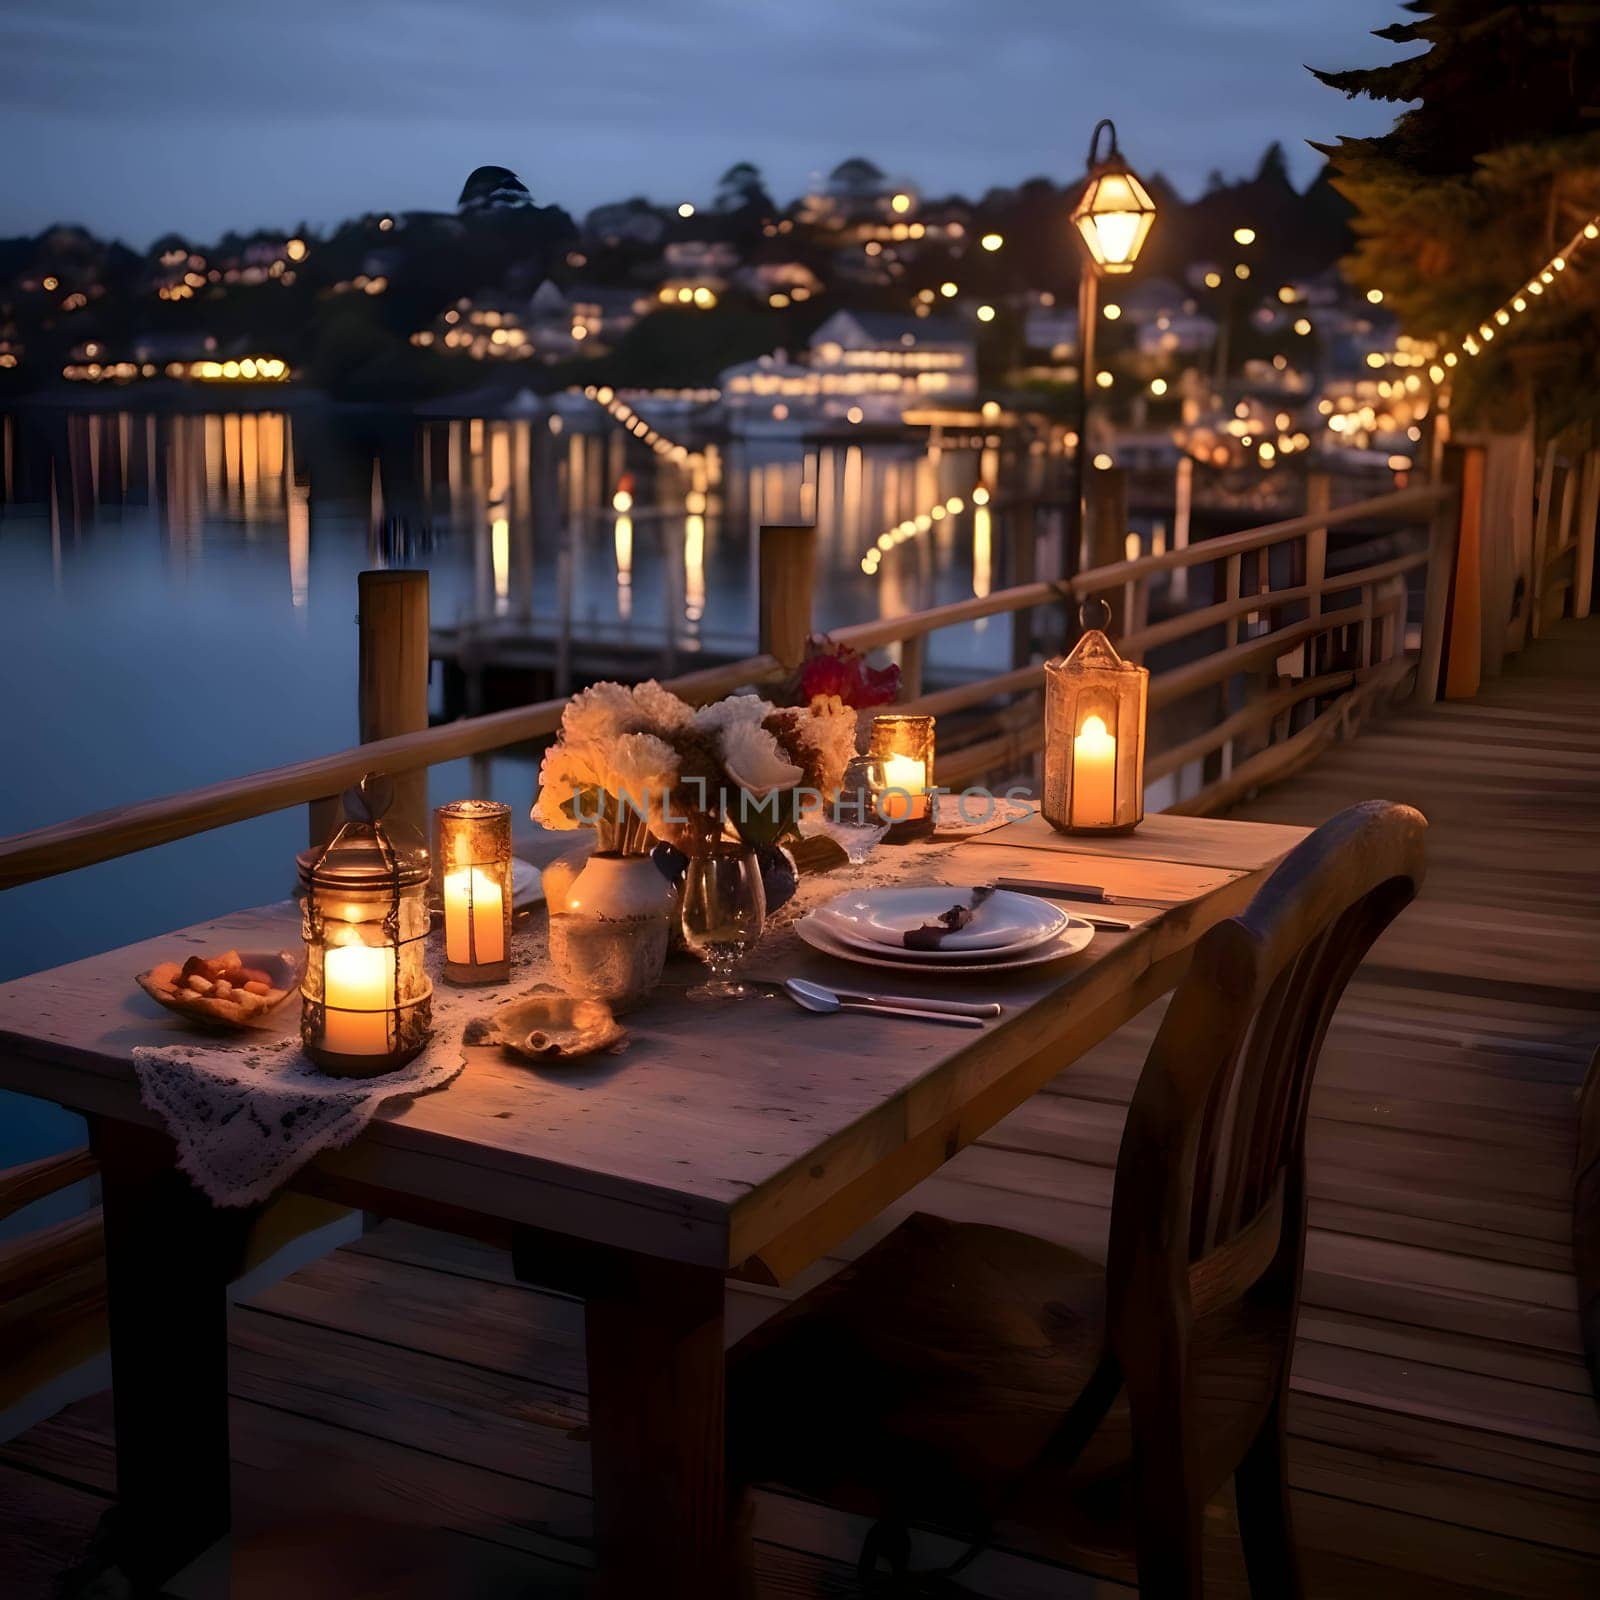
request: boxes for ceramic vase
[547,852,674,1012]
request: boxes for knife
[990,876,1168,910]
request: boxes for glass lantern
[1071,121,1157,276]
[434,799,513,986]
[868,713,936,822]
[1043,601,1148,835]
[298,775,432,1077]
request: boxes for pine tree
[1314,2,1600,428]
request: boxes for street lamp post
[1067,119,1156,578]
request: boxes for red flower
[788,636,901,709]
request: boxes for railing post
[1085,467,1128,635]
[898,634,927,699]
[1009,502,1038,670]
[355,569,431,842]
[1575,447,1599,620]
[1414,446,1468,705]
[758,523,816,671]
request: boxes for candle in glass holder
[434,799,513,985]
[323,942,395,1057]
[300,776,432,1076]
[1042,601,1148,836]
[444,867,505,966]
[869,714,936,824]
[1070,714,1117,828]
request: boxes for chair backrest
[1104,800,1425,1364]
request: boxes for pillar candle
[879,753,927,822]
[323,942,394,1055]
[444,867,505,966]
[1071,714,1117,828]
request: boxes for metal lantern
[1043,601,1148,835]
[434,799,513,986]
[1071,120,1157,275]
[299,775,432,1077]
[868,713,936,822]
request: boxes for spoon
[783,978,984,1028]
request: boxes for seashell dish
[463,989,628,1064]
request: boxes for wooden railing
[0,473,1465,892]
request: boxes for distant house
[1111,277,1188,326]
[735,261,822,303]
[798,158,917,228]
[664,239,738,276]
[718,351,821,435]
[1138,311,1219,358]
[582,200,666,248]
[806,310,976,422]
[413,292,535,360]
[1024,304,1078,357]
[564,284,651,345]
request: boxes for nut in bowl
[137,948,300,1031]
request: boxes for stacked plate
[797,886,1094,975]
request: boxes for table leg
[90,1118,254,1589]
[513,1232,729,1595]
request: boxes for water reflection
[1,404,1082,701]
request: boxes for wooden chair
[727,799,1426,1596]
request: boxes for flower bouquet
[531,679,858,856]
[532,679,860,1005]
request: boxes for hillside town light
[1068,119,1156,575]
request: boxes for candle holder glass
[868,713,936,823]
[299,775,433,1077]
[433,800,513,986]
[1043,600,1148,835]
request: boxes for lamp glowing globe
[1071,124,1156,276]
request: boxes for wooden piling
[310,569,431,846]
[758,524,817,672]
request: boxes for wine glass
[816,755,892,864]
[680,843,767,1001]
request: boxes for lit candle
[1071,714,1117,828]
[323,942,394,1056]
[879,753,927,822]
[444,867,505,967]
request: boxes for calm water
[0,404,1071,1165]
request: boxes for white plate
[815,887,1068,954]
[512,858,544,911]
[795,911,1094,974]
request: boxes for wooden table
[0,812,1306,1594]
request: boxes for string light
[1426,211,1599,371]
[859,485,983,570]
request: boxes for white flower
[630,679,694,733]
[798,695,858,796]
[561,681,639,744]
[609,732,681,825]
[531,742,606,829]
[692,693,776,739]
[720,721,803,797]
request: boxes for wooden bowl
[136,949,301,1032]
